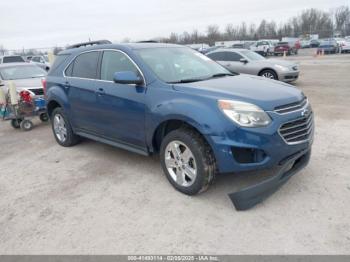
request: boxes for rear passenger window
[72,51,99,79]
[207,52,225,61]
[100,50,140,81]
[224,52,243,62]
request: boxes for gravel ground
[0,49,349,254]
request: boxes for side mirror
[240,58,248,64]
[113,71,143,85]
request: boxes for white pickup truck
[250,40,274,56]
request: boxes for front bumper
[278,71,299,82]
[229,147,311,210]
[205,108,314,210]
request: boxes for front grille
[284,75,298,80]
[274,97,307,114]
[28,88,44,96]
[279,112,314,144]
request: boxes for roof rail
[66,40,112,49]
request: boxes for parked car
[0,63,47,97]
[274,42,297,55]
[207,48,299,82]
[45,41,313,210]
[30,55,50,71]
[300,39,311,48]
[0,55,25,64]
[310,39,320,48]
[317,40,339,54]
[23,55,33,62]
[334,38,347,50]
[232,43,245,49]
[250,40,274,56]
[341,41,350,53]
[201,45,224,54]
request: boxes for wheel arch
[46,99,62,118]
[150,118,214,156]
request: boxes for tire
[51,107,80,147]
[39,113,49,122]
[20,120,33,131]
[160,126,216,195]
[11,119,22,129]
[259,69,278,80]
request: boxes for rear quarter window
[49,54,70,73]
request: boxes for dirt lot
[0,50,350,254]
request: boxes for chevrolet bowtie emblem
[301,108,310,117]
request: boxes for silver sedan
[206,49,300,82]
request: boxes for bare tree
[0,45,7,56]
[207,24,220,45]
[334,6,350,35]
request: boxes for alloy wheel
[53,114,67,142]
[262,72,275,79]
[164,140,197,187]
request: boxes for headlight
[275,64,289,71]
[218,100,271,127]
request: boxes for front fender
[145,95,227,150]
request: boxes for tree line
[1,5,349,55]
[159,6,350,45]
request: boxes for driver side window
[100,50,140,81]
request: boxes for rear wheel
[51,107,80,147]
[39,113,49,122]
[259,69,278,80]
[11,119,22,129]
[160,127,216,195]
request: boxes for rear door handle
[96,88,105,96]
[63,81,70,89]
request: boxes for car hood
[3,77,43,90]
[172,74,304,111]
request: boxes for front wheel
[20,120,33,131]
[51,107,80,147]
[160,127,216,195]
[259,69,278,80]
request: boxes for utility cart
[0,89,48,131]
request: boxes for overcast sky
[0,0,349,50]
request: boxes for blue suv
[45,41,314,210]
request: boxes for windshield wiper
[167,73,235,84]
[210,73,235,78]
[167,77,207,84]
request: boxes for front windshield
[240,50,265,61]
[136,47,231,83]
[0,65,47,80]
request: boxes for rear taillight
[41,78,47,96]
